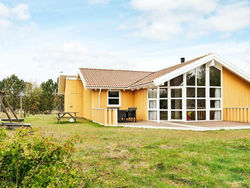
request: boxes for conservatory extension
[148,64,222,121]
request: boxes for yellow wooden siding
[223,67,250,122]
[134,89,148,121]
[64,81,148,122]
[120,91,135,109]
[82,87,93,120]
[64,79,83,117]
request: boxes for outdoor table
[57,112,79,124]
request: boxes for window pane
[160,88,168,98]
[210,100,221,108]
[210,66,221,86]
[197,99,206,109]
[210,110,221,120]
[186,69,195,86]
[197,88,205,98]
[148,111,157,120]
[197,111,206,120]
[170,75,183,86]
[171,99,182,109]
[187,111,195,121]
[171,89,182,98]
[210,88,221,98]
[160,111,168,120]
[108,91,119,97]
[160,100,168,109]
[148,89,157,98]
[187,99,195,109]
[197,65,206,86]
[162,81,168,87]
[171,111,182,119]
[187,88,195,98]
[149,100,157,109]
[108,99,119,105]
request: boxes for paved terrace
[116,121,250,131]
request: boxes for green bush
[0,128,85,187]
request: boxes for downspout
[98,88,101,108]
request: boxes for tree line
[0,74,64,114]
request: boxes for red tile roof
[79,68,152,88]
[79,54,211,88]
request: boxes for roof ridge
[130,53,212,87]
[153,53,212,73]
[129,71,156,87]
[79,67,152,73]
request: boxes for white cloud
[32,41,132,78]
[127,0,250,41]
[11,3,30,20]
[0,3,9,17]
[205,1,250,32]
[88,0,110,5]
[0,2,31,33]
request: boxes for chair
[128,108,137,122]
[118,110,127,123]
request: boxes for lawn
[24,115,250,187]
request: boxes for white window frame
[147,61,223,122]
[147,88,158,121]
[107,90,121,107]
[159,85,168,121]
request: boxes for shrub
[0,128,85,187]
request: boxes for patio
[117,121,250,131]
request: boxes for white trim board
[153,53,250,86]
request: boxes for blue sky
[0,0,250,83]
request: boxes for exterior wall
[134,89,148,121]
[223,67,250,122]
[64,79,83,117]
[85,89,147,122]
[120,90,135,109]
[82,87,93,120]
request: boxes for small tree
[0,74,25,110]
[40,79,57,113]
[25,85,42,114]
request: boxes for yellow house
[59,53,250,125]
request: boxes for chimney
[181,57,185,63]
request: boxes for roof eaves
[153,54,214,86]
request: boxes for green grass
[23,115,250,187]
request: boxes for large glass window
[170,75,183,86]
[210,110,221,120]
[210,66,221,86]
[171,99,182,109]
[147,64,222,121]
[210,100,220,108]
[187,99,195,109]
[108,91,120,106]
[149,100,157,109]
[197,99,206,109]
[148,111,157,120]
[186,69,195,86]
[210,88,221,98]
[160,88,168,98]
[148,89,157,98]
[197,111,206,120]
[197,65,206,86]
[171,89,182,98]
[160,100,168,109]
[171,111,182,119]
[187,88,195,97]
[187,111,195,121]
[160,111,168,120]
[197,88,205,98]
